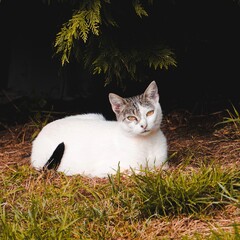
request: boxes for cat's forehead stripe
[125,94,153,108]
[121,94,154,117]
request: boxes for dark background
[0,0,239,126]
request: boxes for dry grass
[1,108,240,239]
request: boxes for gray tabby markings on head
[109,81,159,119]
[120,94,154,119]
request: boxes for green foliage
[55,0,103,65]
[52,0,177,85]
[89,41,176,85]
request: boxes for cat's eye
[127,116,137,121]
[146,110,154,117]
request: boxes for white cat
[30,81,168,178]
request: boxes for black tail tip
[43,142,65,171]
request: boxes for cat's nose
[140,124,147,129]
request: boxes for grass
[215,103,240,136]
[1,105,240,239]
[1,162,240,239]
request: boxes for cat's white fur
[30,81,168,177]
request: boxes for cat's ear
[143,81,159,103]
[109,93,126,115]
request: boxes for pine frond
[146,47,177,70]
[133,0,148,18]
[54,1,102,65]
[86,40,176,85]
[52,0,177,86]
[85,0,101,35]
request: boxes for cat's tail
[43,142,65,170]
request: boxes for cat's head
[109,81,163,136]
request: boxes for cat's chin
[134,129,153,137]
[124,130,151,137]
[141,130,151,135]
[139,127,161,136]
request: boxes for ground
[1,107,240,239]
